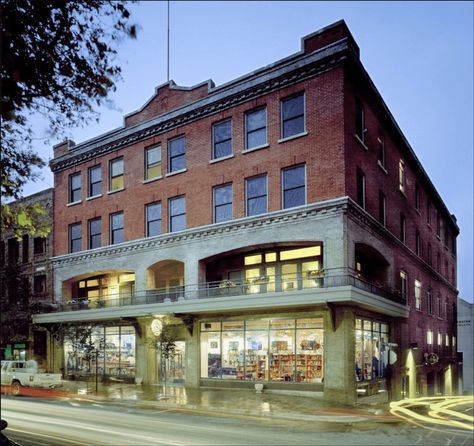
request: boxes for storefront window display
[200,317,324,383]
[355,318,389,382]
[64,325,135,380]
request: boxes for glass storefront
[200,317,324,383]
[355,318,389,382]
[64,325,135,380]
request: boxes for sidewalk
[58,380,396,424]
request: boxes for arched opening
[146,260,185,296]
[354,243,389,288]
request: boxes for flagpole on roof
[167,0,170,82]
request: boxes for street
[1,396,473,446]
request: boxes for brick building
[33,21,458,403]
[1,188,54,363]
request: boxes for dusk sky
[22,1,473,302]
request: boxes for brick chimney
[53,139,75,158]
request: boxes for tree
[1,0,137,233]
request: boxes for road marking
[8,427,91,446]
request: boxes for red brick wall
[53,68,346,256]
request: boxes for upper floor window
[33,275,46,294]
[0,241,4,267]
[427,329,433,346]
[212,120,232,159]
[245,107,267,150]
[415,280,422,310]
[415,182,420,211]
[88,165,102,197]
[145,145,162,180]
[7,238,19,263]
[355,98,366,143]
[282,165,306,209]
[400,213,406,244]
[400,271,408,301]
[356,168,366,209]
[110,212,124,245]
[146,202,162,237]
[281,93,305,139]
[22,234,29,263]
[33,237,46,255]
[378,191,386,226]
[427,289,433,315]
[415,230,421,256]
[427,243,432,266]
[427,202,432,225]
[436,252,441,272]
[69,172,81,203]
[109,157,124,192]
[88,217,101,249]
[69,223,81,253]
[213,184,233,223]
[444,226,449,248]
[169,196,186,232]
[436,212,441,237]
[377,136,386,168]
[168,136,186,173]
[437,294,442,318]
[398,159,406,194]
[246,175,267,216]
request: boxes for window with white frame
[356,168,366,209]
[88,165,102,197]
[168,136,186,173]
[246,175,267,216]
[69,172,81,203]
[399,159,406,194]
[169,196,186,232]
[378,135,386,168]
[212,120,232,159]
[281,93,305,139]
[109,157,124,191]
[282,165,306,209]
[355,98,366,143]
[427,289,433,315]
[213,184,233,223]
[146,202,162,237]
[245,108,267,150]
[400,271,408,301]
[145,145,162,180]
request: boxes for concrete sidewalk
[58,380,396,424]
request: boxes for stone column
[135,317,157,385]
[184,318,200,388]
[323,306,357,404]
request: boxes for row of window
[68,165,307,252]
[399,271,453,319]
[68,93,307,204]
[355,100,455,255]
[357,167,454,284]
[426,329,456,354]
[0,237,47,266]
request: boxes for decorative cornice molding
[50,41,349,172]
[51,198,348,268]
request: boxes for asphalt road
[1,396,473,446]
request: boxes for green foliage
[157,318,178,360]
[1,201,51,239]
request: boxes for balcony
[38,268,406,314]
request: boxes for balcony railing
[40,268,406,314]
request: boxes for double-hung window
[213,184,233,223]
[145,145,162,180]
[109,157,124,191]
[427,289,433,315]
[88,165,102,197]
[282,165,306,209]
[399,159,406,194]
[168,136,186,173]
[400,271,407,301]
[212,120,232,159]
[355,98,366,143]
[246,175,267,216]
[356,168,366,209]
[245,108,267,150]
[146,202,162,237]
[69,223,82,253]
[378,136,386,169]
[281,93,305,139]
[69,173,81,203]
[88,218,101,249]
[415,280,422,310]
[400,213,406,244]
[415,182,420,211]
[169,196,186,232]
[415,230,421,256]
[110,212,124,245]
[378,191,386,226]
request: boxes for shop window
[69,223,81,253]
[427,329,433,346]
[200,317,324,383]
[415,280,422,310]
[33,275,46,294]
[109,157,124,192]
[88,217,101,249]
[69,172,81,203]
[355,318,389,382]
[88,165,102,197]
[33,237,46,255]
[22,234,29,263]
[146,202,162,237]
[145,145,162,180]
[169,195,186,232]
[168,136,186,173]
[212,119,232,159]
[213,183,233,223]
[110,212,124,245]
[282,164,306,209]
[356,168,365,209]
[281,93,305,139]
[246,175,267,216]
[245,107,267,150]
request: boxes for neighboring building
[0,188,54,363]
[33,21,459,403]
[457,298,473,394]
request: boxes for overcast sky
[23,1,473,302]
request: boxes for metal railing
[43,269,405,313]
